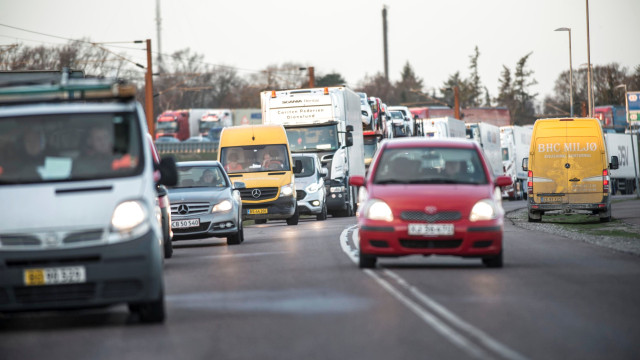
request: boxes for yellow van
[523,118,619,222]
[218,125,299,225]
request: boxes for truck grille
[239,187,278,201]
[400,211,461,222]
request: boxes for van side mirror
[233,181,246,190]
[522,158,528,172]
[158,156,178,186]
[345,132,353,147]
[293,159,303,174]
[346,125,354,132]
[319,167,328,178]
[610,156,619,170]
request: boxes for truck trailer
[605,132,639,195]
[500,125,533,200]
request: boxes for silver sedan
[167,161,245,245]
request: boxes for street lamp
[615,84,640,198]
[585,0,594,117]
[555,27,574,117]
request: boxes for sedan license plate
[248,208,268,215]
[408,223,454,236]
[172,219,200,228]
[24,266,86,286]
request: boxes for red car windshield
[373,147,488,185]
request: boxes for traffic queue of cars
[0,71,618,323]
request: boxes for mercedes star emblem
[251,189,262,199]
[178,204,189,215]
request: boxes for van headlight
[112,201,147,232]
[212,199,233,213]
[280,184,294,197]
[364,199,393,222]
[469,200,497,221]
[306,183,322,193]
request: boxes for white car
[292,153,328,220]
[388,105,416,136]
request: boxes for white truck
[420,117,466,139]
[261,86,365,217]
[500,125,533,200]
[466,122,502,178]
[605,133,639,195]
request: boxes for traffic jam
[1,72,639,360]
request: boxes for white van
[0,75,177,322]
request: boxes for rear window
[0,112,143,184]
[373,147,487,185]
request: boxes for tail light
[527,170,533,195]
[271,90,276,98]
[324,87,329,95]
[603,169,610,194]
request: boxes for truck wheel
[286,206,299,226]
[528,211,541,222]
[316,202,327,221]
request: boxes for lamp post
[586,0,594,117]
[615,84,640,198]
[555,27,574,117]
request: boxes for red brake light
[528,170,532,177]
[603,169,608,176]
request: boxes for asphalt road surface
[2,199,639,360]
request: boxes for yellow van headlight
[280,184,294,197]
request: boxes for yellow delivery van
[523,118,619,222]
[218,125,299,225]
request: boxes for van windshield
[0,113,143,184]
[293,157,315,178]
[220,144,290,173]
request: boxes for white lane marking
[339,226,528,360]
[384,269,528,360]
[174,251,290,261]
[363,268,491,359]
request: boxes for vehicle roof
[381,137,477,149]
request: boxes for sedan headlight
[306,183,323,193]
[364,199,393,222]
[212,199,233,213]
[280,184,294,197]
[469,199,497,222]
[112,200,147,231]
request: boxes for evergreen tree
[511,53,538,125]
[395,61,424,104]
[315,73,346,87]
[467,46,482,107]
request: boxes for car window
[0,112,143,184]
[373,147,487,185]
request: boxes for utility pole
[145,39,155,137]
[308,66,315,88]
[382,5,389,81]
[454,86,460,120]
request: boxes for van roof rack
[0,69,136,105]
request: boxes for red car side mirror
[350,175,364,187]
[495,175,513,188]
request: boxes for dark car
[168,161,245,245]
[350,138,512,268]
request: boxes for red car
[350,138,512,268]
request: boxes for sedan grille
[400,211,461,223]
[171,202,210,216]
[239,187,278,201]
[400,239,463,249]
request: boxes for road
[1,200,639,360]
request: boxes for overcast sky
[1,0,639,105]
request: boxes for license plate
[248,208,268,215]
[540,196,562,203]
[24,266,86,286]
[408,223,454,236]
[172,218,200,228]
